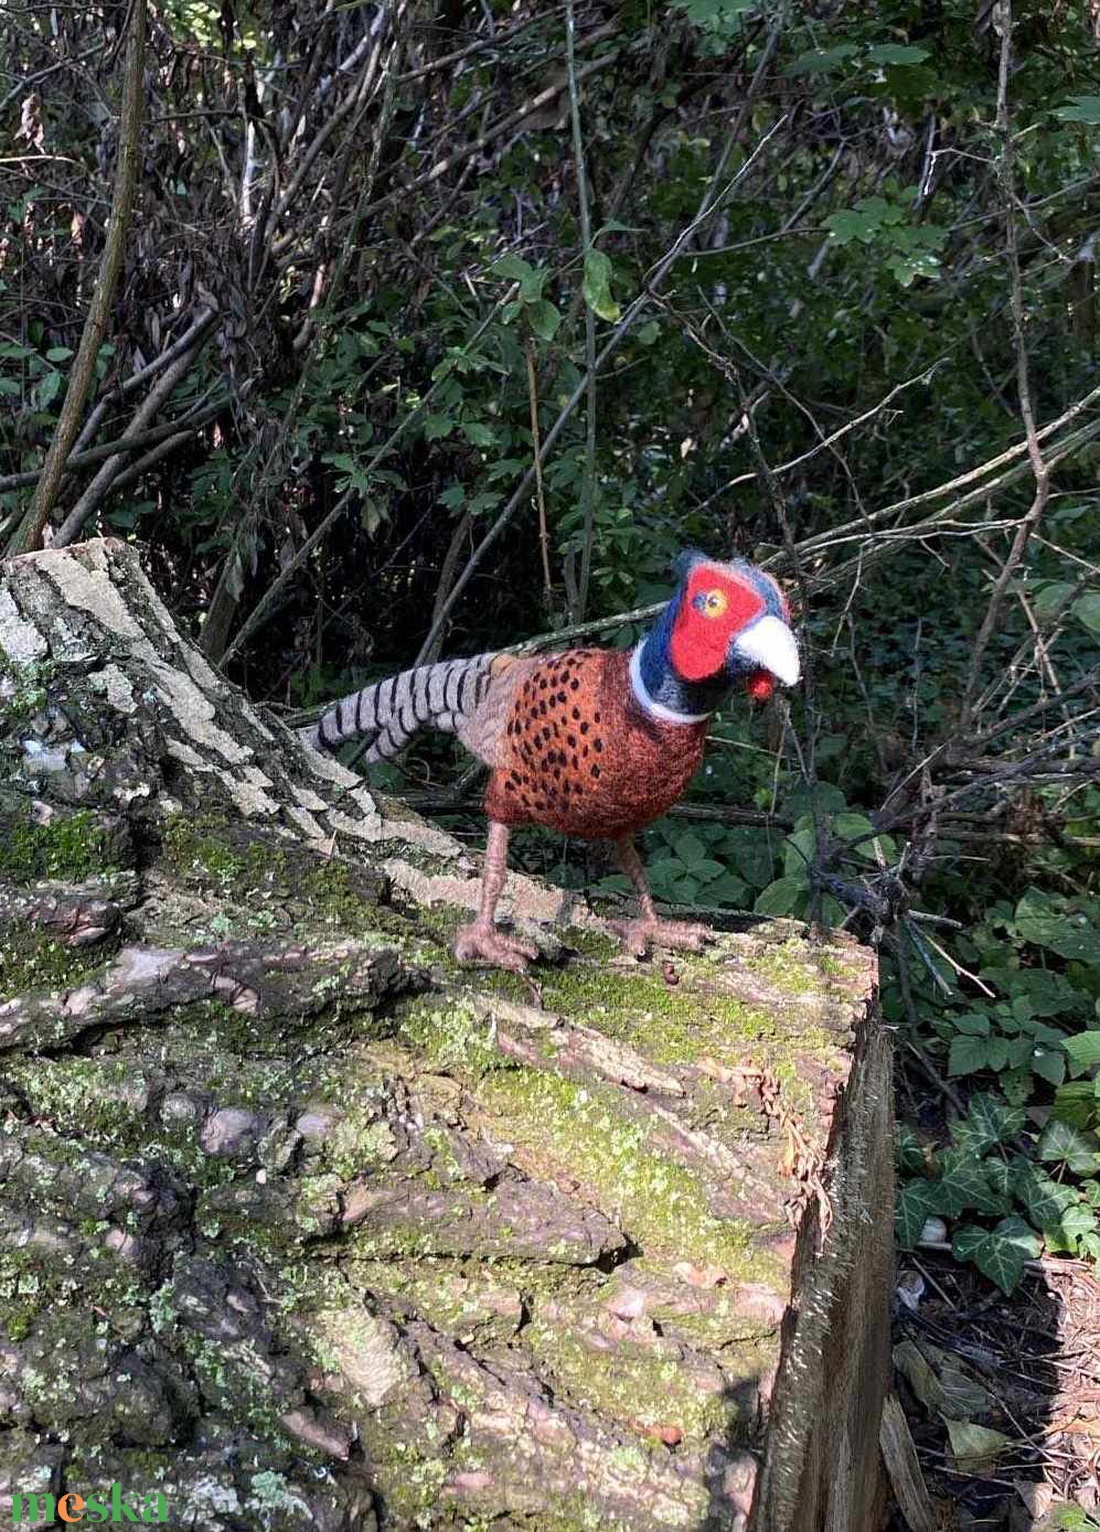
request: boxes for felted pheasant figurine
[306,552,799,970]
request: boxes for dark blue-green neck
[632,595,730,722]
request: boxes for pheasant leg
[454,822,539,972]
[609,835,713,958]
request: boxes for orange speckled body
[484,649,709,839]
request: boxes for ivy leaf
[896,1179,940,1248]
[895,1125,927,1175]
[1038,1120,1100,1175]
[583,249,621,322]
[1012,1161,1077,1231]
[936,1150,1010,1217]
[1064,1031,1100,1072]
[952,1216,1041,1294]
[951,1093,1025,1155]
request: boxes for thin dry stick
[0,393,232,494]
[5,0,147,556]
[958,0,1050,733]
[524,335,553,602]
[565,0,598,623]
[795,380,1100,559]
[70,305,218,458]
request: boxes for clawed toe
[610,917,713,959]
[454,922,539,973]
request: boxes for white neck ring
[629,644,711,726]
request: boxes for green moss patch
[0,808,111,884]
[0,920,111,1001]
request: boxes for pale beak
[732,615,801,686]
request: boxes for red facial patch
[748,670,774,702]
[669,569,765,682]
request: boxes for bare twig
[565,0,598,624]
[958,0,1050,732]
[5,0,147,555]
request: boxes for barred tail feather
[304,655,495,763]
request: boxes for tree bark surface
[0,541,890,1531]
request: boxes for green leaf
[423,414,455,442]
[865,43,930,65]
[1032,580,1077,621]
[896,1178,939,1248]
[462,421,498,448]
[1050,1201,1098,1253]
[674,833,708,868]
[948,1034,991,1078]
[438,484,465,510]
[1065,1030,1100,1072]
[491,254,534,283]
[1032,1048,1067,1087]
[1052,1079,1100,1130]
[526,299,561,342]
[951,1215,1041,1294]
[951,1093,1025,1155]
[783,824,816,877]
[636,320,660,346]
[1038,1120,1100,1175]
[45,346,73,362]
[34,370,62,409]
[895,1126,927,1175]
[754,875,808,918]
[1015,889,1100,964]
[786,43,859,75]
[936,1150,1010,1217]
[951,1011,991,1036]
[1012,1161,1077,1230]
[1073,591,1100,634]
[706,872,748,905]
[1055,96,1100,123]
[582,249,621,323]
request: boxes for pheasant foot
[609,916,713,959]
[454,921,539,972]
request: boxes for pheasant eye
[693,588,728,618]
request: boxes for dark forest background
[4,0,1100,1502]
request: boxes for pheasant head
[631,552,800,722]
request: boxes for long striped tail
[302,654,496,763]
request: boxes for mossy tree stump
[0,542,891,1531]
